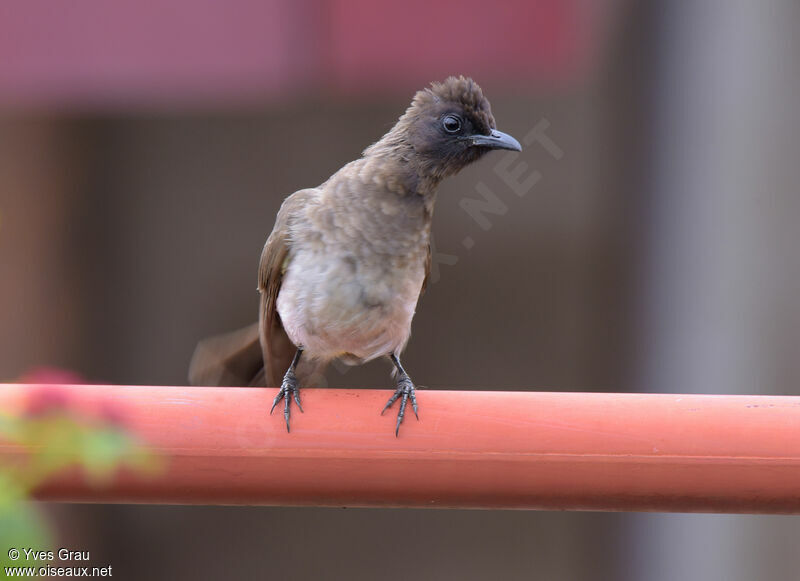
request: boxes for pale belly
[276,250,425,363]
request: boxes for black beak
[468,129,522,152]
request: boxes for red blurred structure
[1,384,799,513]
[0,0,612,108]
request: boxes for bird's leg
[381,354,419,436]
[270,349,303,432]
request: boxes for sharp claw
[381,393,399,415]
[397,395,407,435]
[270,391,284,415]
[271,370,301,431]
[395,398,404,436]
[382,374,419,435]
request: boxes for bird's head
[375,76,521,181]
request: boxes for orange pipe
[1,384,799,513]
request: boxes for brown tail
[188,323,273,387]
[189,321,329,388]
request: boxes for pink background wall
[0,0,602,108]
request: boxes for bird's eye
[442,114,462,133]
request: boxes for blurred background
[2,0,800,579]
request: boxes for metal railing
[1,384,798,512]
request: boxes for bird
[189,76,521,435]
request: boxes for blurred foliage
[0,384,161,565]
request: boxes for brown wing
[188,190,314,387]
[257,233,294,386]
[257,189,315,386]
[418,241,432,297]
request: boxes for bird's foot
[270,369,303,432]
[381,373,419,436]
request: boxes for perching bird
[189,76,521,434]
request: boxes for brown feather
[188,322,263,386]
[189,77,513,397]
[419,242,432,297]
[188,191,312,388]
[257,189,315,386]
